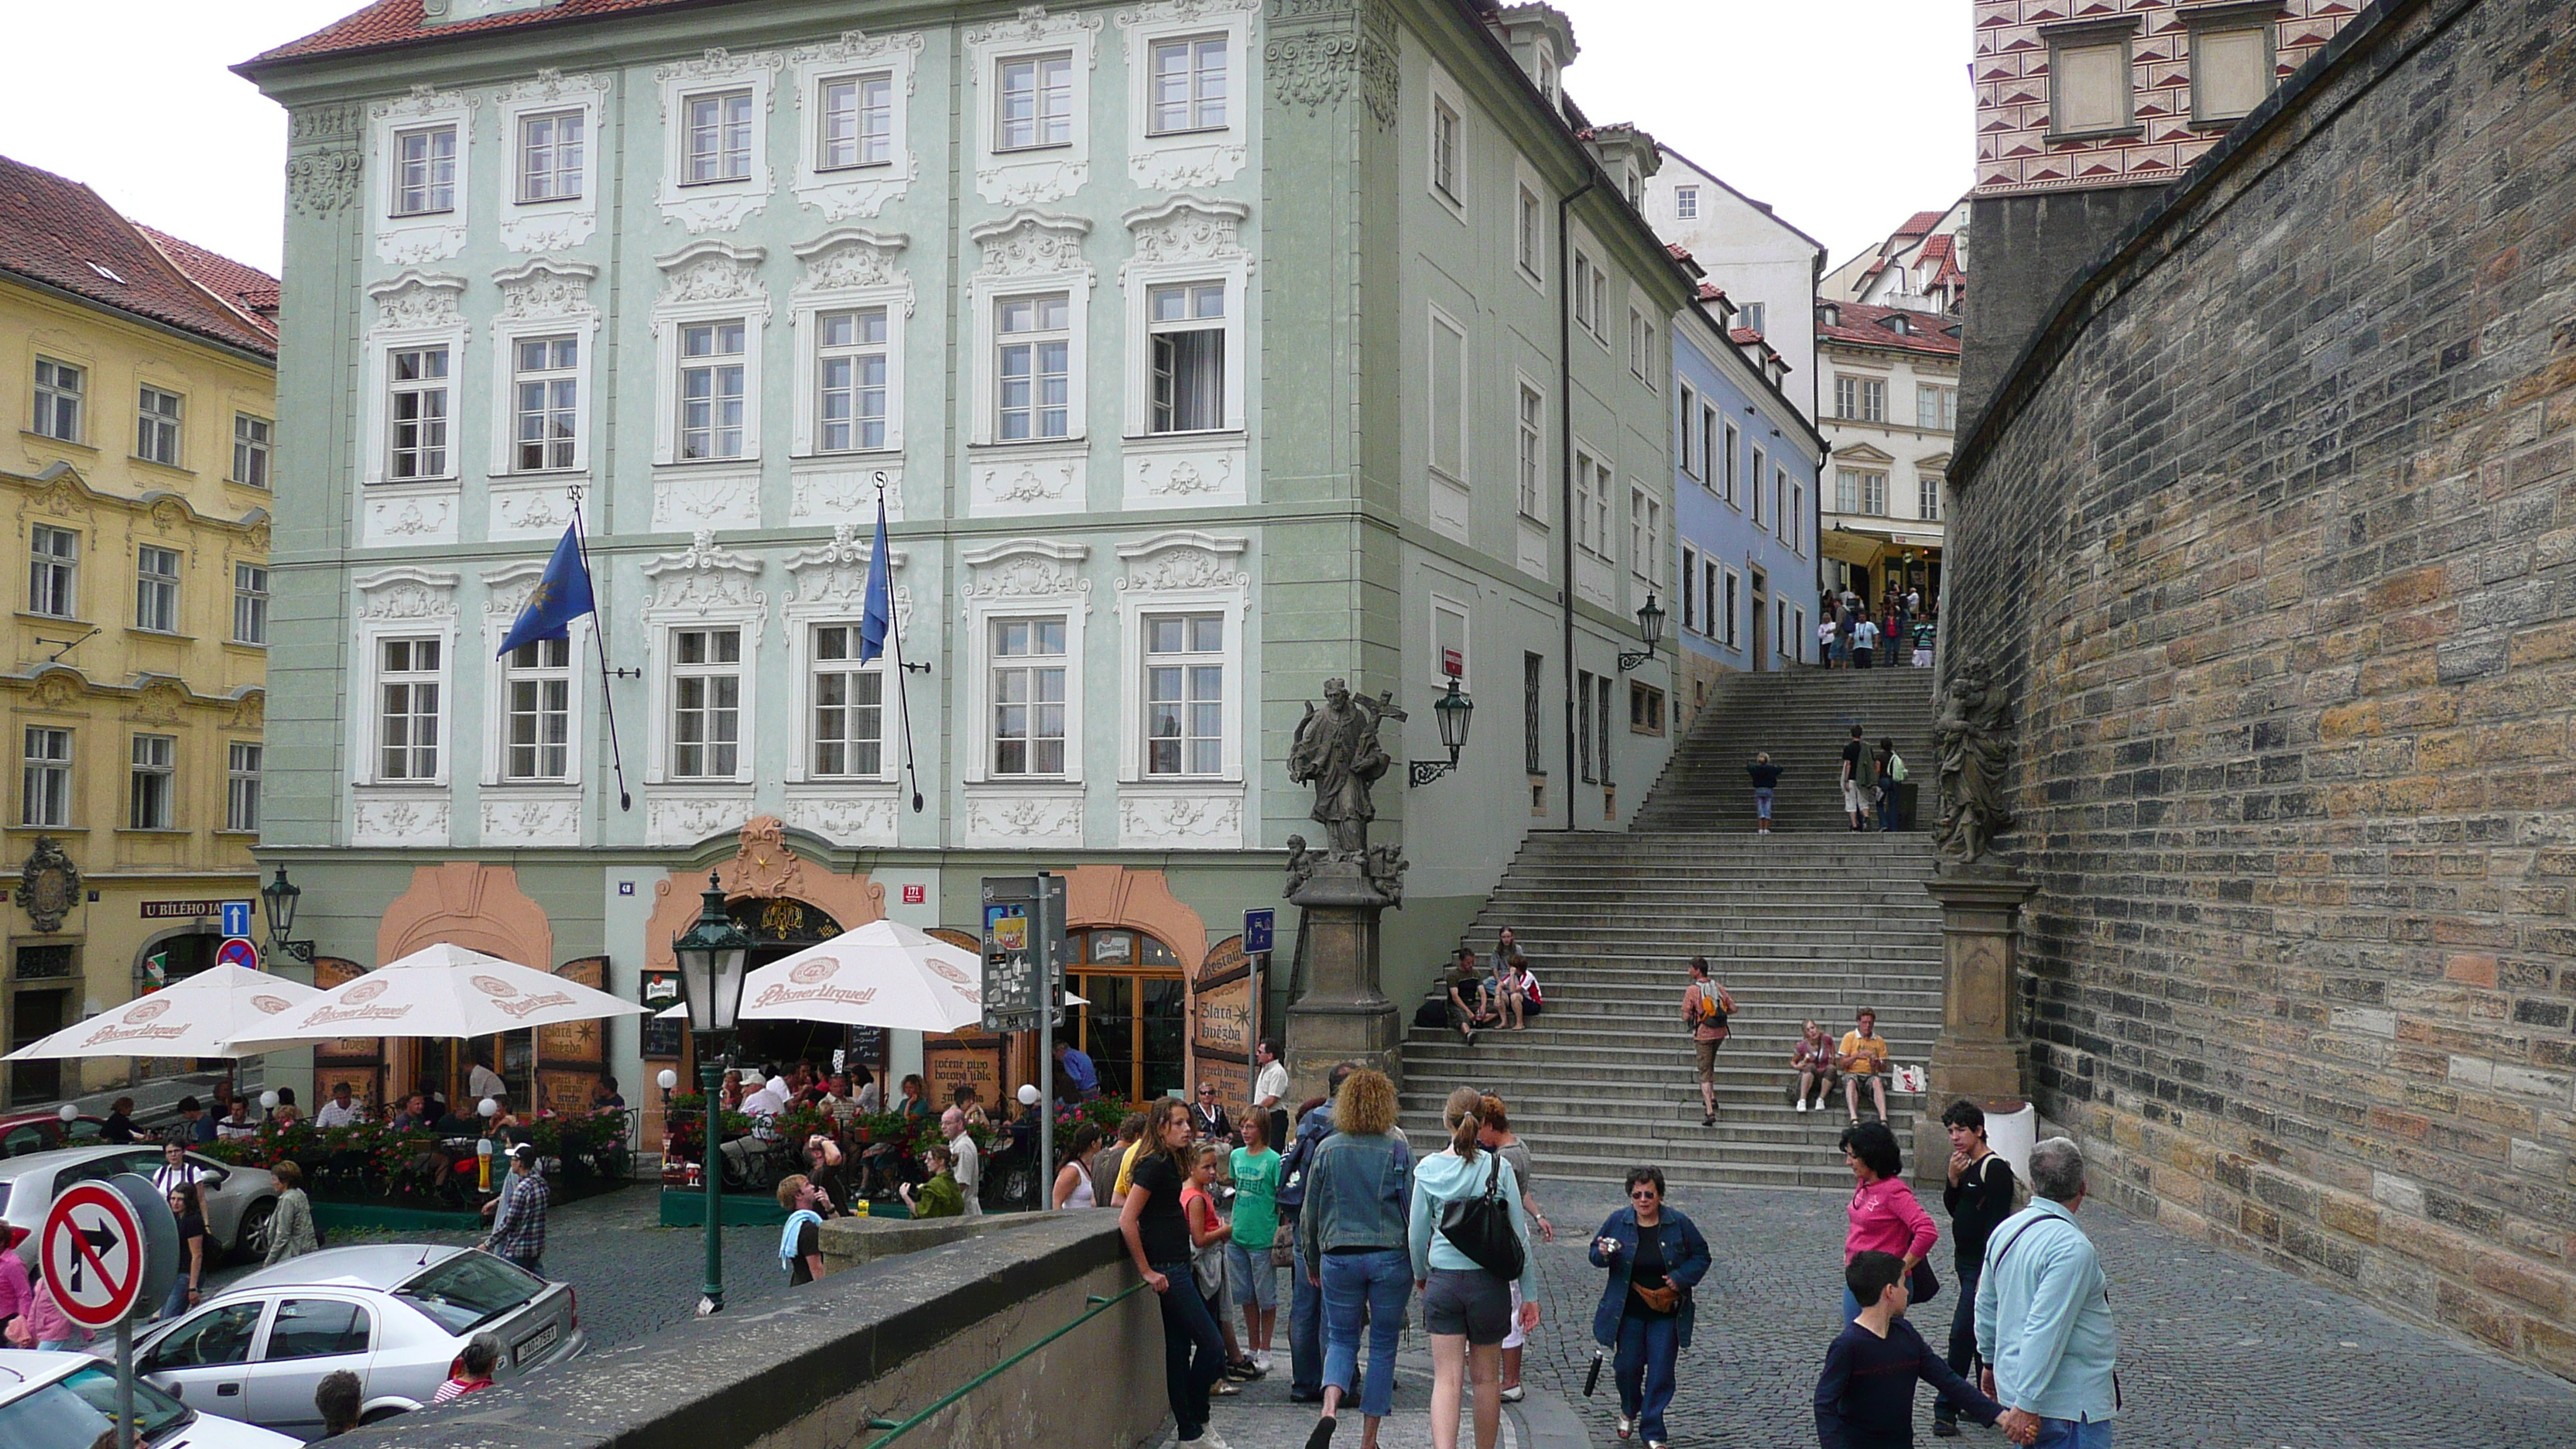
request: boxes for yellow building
[1,156,276,1107]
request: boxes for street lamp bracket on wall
[1408,678,1475,787]
[1619,594,1667,672]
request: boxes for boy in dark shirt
[1815,1251,2009,1449]
[1935,1101,2018,1436]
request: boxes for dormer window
[1819,303,1841,327]
[1886,315,1910,336]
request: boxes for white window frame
[1786,478,1804,552]
[499,636,577,784]
[487,260,601,479]
[1118,197,1249,443]
[1573,442,1614,561]
[968,216,1094,449]
[1738,300,1766,337]
[817,72,898,170]
[361,274,468,488]
[781,533,906,796]
[656,50,780,232]
[790,31,924,220]
[389,123,459,218]
[1145,33,1229,135]
[385,345,454,481]
[1679,545,1700,634]
[807,623,893,779]
[1750,445,1766,526]
[134,545,180,634]
[1119,6,1250,191]
[515,108,585,204]
[351,568,457,790]
[987,615,1071,777]
[1573,249,1605,342]
[225,740,262,834]
[639,547,762,789]
[1516,180,1544,286]
[1629,485,1662,589]
[968,9,1097,205]
[231,413,271,488]
[22,726,70,828]
[1515,379,1547,522]
[1675,184,1700,221]
[1427,84,1464,217]
[1143,281,1231,437]
[993,293,1074,443]
[1838,467,1890,517]
[1721,420,1740,505]
[789,228,913,460]
[651,242,772,468]
[368,87,471,265]
[232,562,268,646]
[135,385,183,468]
[477,560,590,790]
[1427,303,1469,488]
[128,733,176,831]
[33,358,83,444]
[1719,567,1742,649]
[1677,382,1700,479]
[666,625,749,781]
[507,334,583,473]
[1920,471,1943,523]
[29,525,78,620]
[1114,532,1246,787]
[495,70,608,252]
[1917,382,1957,431]
[1628,309,1653,385]
[1139,611,1227,779]
[961,539,1089,787]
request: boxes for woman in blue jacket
[1588,1166,1711,1448]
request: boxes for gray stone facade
[1948,0,2576,1379]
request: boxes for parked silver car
[129,1245,584,1438]
[2,1146,281,1267]
[0,1348,298,1448]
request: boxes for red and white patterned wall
[1974,1,2360,196]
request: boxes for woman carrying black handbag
[1588,1166,1711,1448]
[1404,1088,1539,1449]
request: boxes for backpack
[1887,753,1906,783]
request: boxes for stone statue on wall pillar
[1283,679,1410,1098]
[1286,678,1399,859]
[1933,656,2016,868]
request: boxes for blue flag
[858,498,893,663]
[495,524,596,657]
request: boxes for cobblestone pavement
[1516,1184,2576,1448]
[203,1186,797,1350]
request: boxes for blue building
[1668,301,1824,721]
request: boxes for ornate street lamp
[1408,678,1477,787]
[1619,594,1667,672]
[259,864,314,964]
[671,871,751,1315]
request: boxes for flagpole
[876,482,927,814]
[568,492,635,812]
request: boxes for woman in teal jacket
[1407,1088,1538,1449]
[1588,1166,1711,1448]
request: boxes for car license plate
[513,1322,560,1366]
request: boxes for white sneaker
[1796,1099,1808,1112]
[1254,1351,1272,1372]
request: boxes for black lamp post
[1408,678,1477,787]
[671,871,750,1315]
[1619,594,1667,671]
[258,864,314,965]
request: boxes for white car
[131,1245,584,1438]
[2,1146,282,1267]
[0,1348,298,1448]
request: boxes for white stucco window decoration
[967,211,1094,516]
[1513,155,1547,292]
[350,566,459,847]
[370,84,475,264]
[475,559,584,848]
[639,531,765,843]
[787,230,913,525]
[778,522,911,848]
[1117,197,1251,510]
[959,538,1090,847]
[1425,63,1464,221]
[655,46,784,233]
[484,262,599,543]
[966,5,1104,206]
[1114,530,1248,848]
[789,29,926,220]
[493,69,610,252]
[649,242,769,531]
[361,272,468,548]
[1114,0,1259,190]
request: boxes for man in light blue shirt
[1052,1037,1098,1099]
[1975,1137,2119,1447]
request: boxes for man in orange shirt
[1838,1009,1891,1125]
[1684,957,1736,1128]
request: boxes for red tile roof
[1816,301,1962,358]
[141,228,282,341]
[241,0,706,68]
[1894,209,1950,236]
[0,156,278,358]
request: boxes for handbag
[1909,1258,1941,1305]
[1437,1151,1526,1282]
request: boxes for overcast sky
[0,0,1969,279]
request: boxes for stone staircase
[1398,668,1946,1194]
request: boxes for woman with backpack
[1875,737,1906,832]
[1588,1166,1711,1449]
[1408,1088,1538,1449]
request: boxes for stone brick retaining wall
[1950,0,2576,1378]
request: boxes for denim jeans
[1225,1241,1278,1313]
[2030,1417,2114,1449]
[1614,1314,1679,1441]
[1320,1247,1410,1419]
[1935,1265,1982,1425]
[1290,1237,1324,1394]
[1153,1259,1227,1437]
[1753,787,1774,821]
[1879,783,1901,831]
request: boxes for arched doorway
[1064,927,1185,1102]
[724,896,852,1073]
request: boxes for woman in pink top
[1838,1122,1936,1321]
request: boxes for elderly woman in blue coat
[1588,1166,1712,1448]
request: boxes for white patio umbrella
[218,942,644,1056]
[649,922,1086,1028]
[2,964,320,1061]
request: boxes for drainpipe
[1557,176,1595,832]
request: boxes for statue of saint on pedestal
[1286,678,1396,857]
[1934,656,2016,866]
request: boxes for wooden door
[536,957,610,1115]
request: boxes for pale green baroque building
[239,0,1690,1117]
